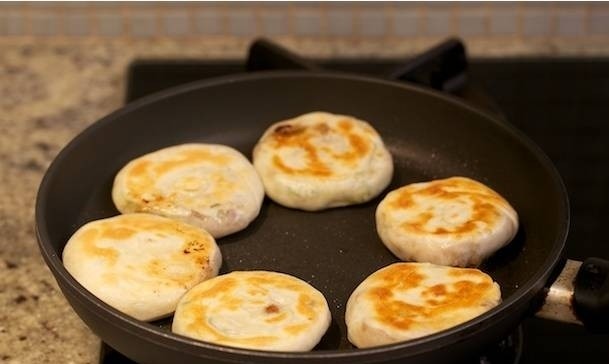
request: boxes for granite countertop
[2,36,609,364]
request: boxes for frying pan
[35,70,609,364]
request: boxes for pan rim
[35,70,569,360]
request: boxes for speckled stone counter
[2,36,609,364]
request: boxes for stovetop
[104,46,609,364]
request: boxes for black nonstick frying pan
[35,71,609,364]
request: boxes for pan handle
[536,258,609,332]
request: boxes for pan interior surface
[36,73,567,359]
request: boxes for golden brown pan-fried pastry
[62,213,222,321]
[345,262,501,348]
[376,177,518,267]
[253,112,393,211]
[112,143,264,238]
[172,271,331,351]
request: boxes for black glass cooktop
[104,51,609,364]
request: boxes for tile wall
[1,1,608,41]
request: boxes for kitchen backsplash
[1,1,608,41]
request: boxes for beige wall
[1,1,608,41]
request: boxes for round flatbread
[345,262,501,348]
[62,213,222,321]
[112,143,264,238]
[376,176,519,267]
[172,271,331,351]
[252,111,393,211]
